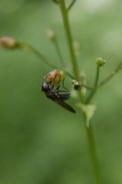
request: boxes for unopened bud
[46,29,56,41]
[72,80,81,90]
[0,36,19,49]
[44,69,64,87]
[73,41,80,55]
[96,57,107,66]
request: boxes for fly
[41,82,76,113]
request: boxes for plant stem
[60,0,83,102]
[19,43,57,69]
[53,39,65,66]
[85,121,101,184]
[85,65,100,104]
[59,2,101,184]
[67,0,77,10]
[94,65,100,87]
[19,42,76,80]
[60,0,79,80]
[99,61,122,87]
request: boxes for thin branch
[60,0,79,79]
[85,65,100,104]
[19,43,58,69]
[19,42,77,80]
[53,39,65,66]
[99,61,122,87]
[94,65,100,87]
[67,0,77,10]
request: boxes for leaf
[78,103,97,127]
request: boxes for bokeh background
[0,0,122,184]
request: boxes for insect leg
[62,78,69,91]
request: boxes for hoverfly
[41,82,76,113]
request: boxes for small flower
[44,69,65,87]
[96,57,107,67]
[0,36,19,49]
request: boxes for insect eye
[41,82,49,92]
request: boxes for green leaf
[78,103,97,127]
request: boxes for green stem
[64,70,75,79]
[99,61,122,87]
[85,121,101,184]
[53,39,65,66]
[85,65,100,104]
[94,65,100,87]
[19,43,57,69]
[60,0,83,102]
[82,84,93,90]
[67,0,77,10]
[60,0,79,80]
[59,1,101,184]
[19,42,76,80]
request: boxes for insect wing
[55,96,76,113]
[41,82,76,113]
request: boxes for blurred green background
[0,0,122,184]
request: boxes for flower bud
[96,57,106,66]
[72,80,81,90]
[72,41,80,55]
[0,36,19,49]
[46,29,56,41]
[44,69,65,87]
